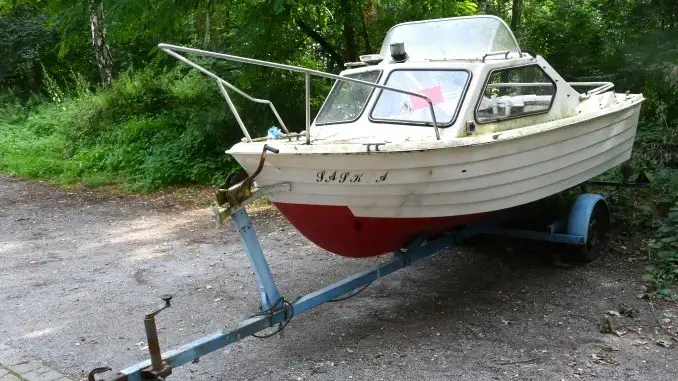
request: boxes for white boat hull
[232,100,641,219]
[227,98,642,257]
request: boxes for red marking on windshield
[411,85,444,110]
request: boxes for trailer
[85,159,647,381]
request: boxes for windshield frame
[368,68,473,128]
[314,69,383,126]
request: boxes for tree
[510,0,522,32]
[89,0,112,86]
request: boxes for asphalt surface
[1,176,677,381]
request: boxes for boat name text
[316,170,389,184]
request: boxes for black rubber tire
[573,202,610,263]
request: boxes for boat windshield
[379,16,519,60]
[315,70,382,125]
[371,69,469,125]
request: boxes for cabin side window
[370,70,470,126]
[475,65,555,123]
[315,70,382,125]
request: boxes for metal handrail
[158,43,442,142]
[486,83,553,88]
[217,80,252,141]
[568,82,614,100]
[161,47,289,142]
[481,50,511,62]
[217,79,290,134]
[485,81,614,100]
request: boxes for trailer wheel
[574,202,610,262]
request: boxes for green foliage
[0,92,29,124]
[41,62,65,103]
[0,4,56,96]
[635,115,678,170]
[644,203,678,298]
[0,67,241,191]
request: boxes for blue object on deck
[267,126,282,139]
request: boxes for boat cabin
[312,15,593,143]
[159,16,622,147]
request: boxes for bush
[644,202,678,298]
[0,66,244,191]
[0,91,29,124]
[610,89,678,297]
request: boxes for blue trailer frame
[88,192,609,381]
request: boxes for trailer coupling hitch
[142,294,173,379]
[213,144,279,224]
[87,367,112,381]
[86,295,174,381]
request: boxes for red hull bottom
[274,202,488,258]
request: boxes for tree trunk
[295,20,344,68]
[204,0,211,48]
[340,0,357,62]
[360,7,372,53]
[343,22,357,62]
[89,0,113,86]
[511,0,523,33]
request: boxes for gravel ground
[1,175,677,381]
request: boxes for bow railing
[158,44,442,142]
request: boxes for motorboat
[159,15,644,258]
